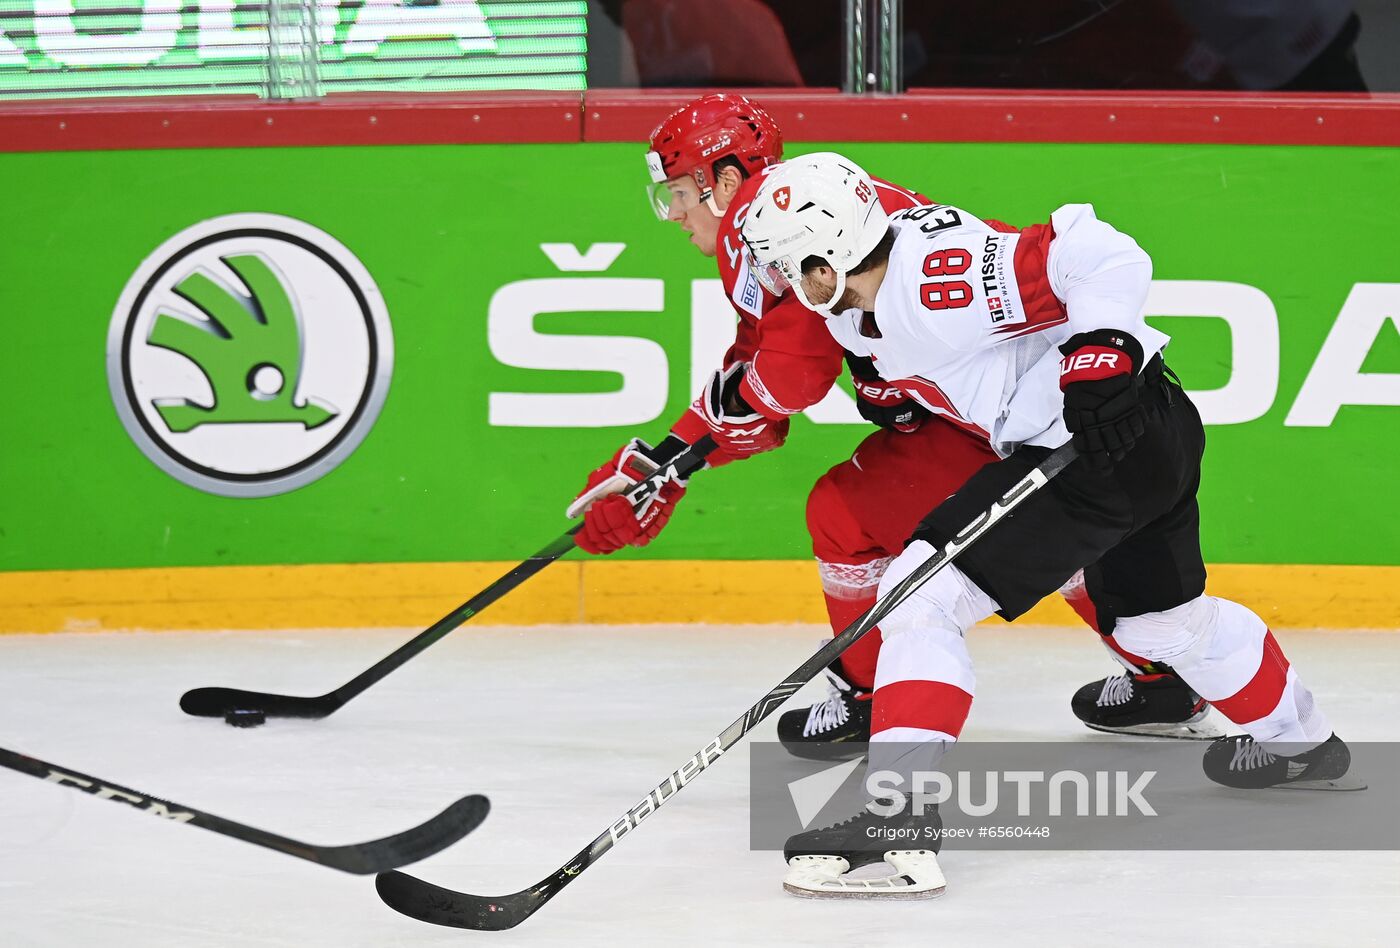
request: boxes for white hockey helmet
[740,152,889,314]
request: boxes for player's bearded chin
[803,270,860,312]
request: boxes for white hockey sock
[1113,596,1332,747]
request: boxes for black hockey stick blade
[377,869,546,931]
[287,793,491,874]
[373,444,1077,929]
[179,686,342,718]
[180,435,716,721]
[0,746,490,874]
[175,529,576,720]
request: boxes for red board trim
[584,88,1400,147]
[0,93,583,153]
[3,88,1399,153]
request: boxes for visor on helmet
[645,178,708,221]
[745,242,849,316]
[749,252,799,296]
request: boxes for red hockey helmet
[645,93,783,220]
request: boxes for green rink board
[1,141,1397,570]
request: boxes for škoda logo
[107,214,394,497]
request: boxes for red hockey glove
[845,353,929,433]
[569,440,689,555]
[1059,329,1147,472]
[689,363,789,458]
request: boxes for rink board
[0,561,1393,633]
[3,119,1398,631]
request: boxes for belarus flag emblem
[773,186,791,210]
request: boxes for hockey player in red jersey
[741,151,1355,899]
[569,93,1212,755]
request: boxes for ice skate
[1203,733,1366,791]
[1072,671,1223,740]
[782,802,946,900]
[777,666,872,761]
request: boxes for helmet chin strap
[704,191,726,218]
[791,268,848,317]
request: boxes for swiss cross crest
[773,186,791,210]
[987,296,1001,309]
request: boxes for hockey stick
[0,746,489,874]
[375,443,1078,930]
[180,435,717,721]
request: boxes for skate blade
[1272,775,1368,792]
[783,851,946,901]
[1083,719,1224,741]
[780,740,869,763]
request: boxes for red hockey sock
[1060,579,1101,632]
[1061,576,1164,673]
[823,591,881,691]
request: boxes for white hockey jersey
[825,203,1170,457]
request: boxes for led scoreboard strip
[0,0,588,99]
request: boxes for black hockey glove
[1058,329,1147,472]
[845,353,930,433]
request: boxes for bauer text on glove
[845,353,929,433]
[1058,328,1147,471]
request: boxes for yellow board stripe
[0,561,1394,633]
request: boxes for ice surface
[1,624,1396,947]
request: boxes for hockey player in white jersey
[740,153,1355,900]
